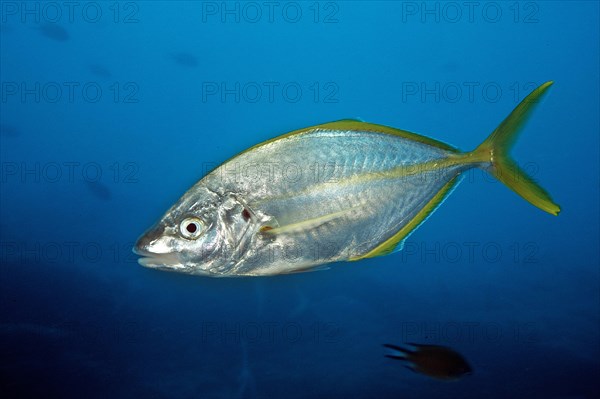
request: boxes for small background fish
[36,23,69,42]
[383,343,472,381]
[170,52,199,68]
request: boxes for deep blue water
[1,1,599,398]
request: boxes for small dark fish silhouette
[85,180,111,201]
[37,24,69,42]
[89,64,112,78]
[0,124,20,137]
[170,52,198,68]
[383,343,472,381]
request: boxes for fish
[383,343,472,381]
[85,180,111,201]
[36,24,70,42]
[170,52,199,68]
[0,123,20,138]
[134,82,559,277]
[89,64,112,78]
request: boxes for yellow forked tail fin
[469,81,560,216]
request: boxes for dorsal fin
[336,117,365,122]
[237,119,459,159]
[313,120,459,152]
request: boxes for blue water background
[1,2,598,398]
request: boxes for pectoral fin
[261,206,360,236]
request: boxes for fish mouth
[133,225,185,269]
[132,245,183,269]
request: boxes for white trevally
[134,82,559,277]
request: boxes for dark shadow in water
[85,180,112,201]
[37,24,70,42]
[0,123,20,137]
[170,52,199,68]
[89,64,112,79]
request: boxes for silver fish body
[134,83,560,277]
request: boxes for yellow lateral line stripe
[253,153,479,206]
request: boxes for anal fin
[351,175,462,261]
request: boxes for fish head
[444,359,472,380]
[134,185,261,276]
[457,362,473,377]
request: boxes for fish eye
[242,208,251,221]
[179,217,205,239]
